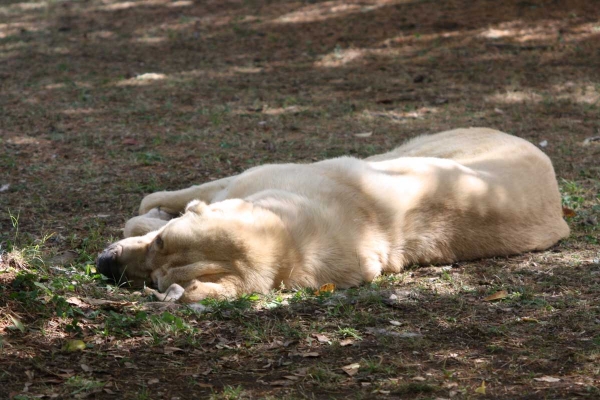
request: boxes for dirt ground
[1,0,599,398]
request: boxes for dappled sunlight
[486,91,543,104]
[0,21,46,38]
[98,0,192,12]
[553,83,600,105]
[479,20,561,42]
[262,105,310,116]
[180,65,266,79]
[133,36,166,44]
[480,20,600,43]
[61,108,98,116]
[0,1,46,15]
[315,48,364,68]
[111,64,268,87]
[272,0,401,24]
[314,45,434,68]
[362,107,438,123]
[115,72,167,87]
[488,83,599,105]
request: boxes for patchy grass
[1,0,599,398]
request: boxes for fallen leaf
[562,207,577,218]
[283,375,299,381]
[163,346,184,354]
[312,333,331,344]
[80,364,92,372]
[300,352,320,358]
[354,132,373,138]
[0,184,10,193]
[539,140,548,148]
[81,298,128,306]
[339,339,354,347]
[293,368,308,377]
[534,376,560,383]
[341,363,360,376]
[412,376,426,381]
[270,380,294,386]
[122,138,139,146]
[483,290,508,302]
[8,315,25,333]
[62,340,86,352]
[389,320,402,326]
[148,378,159,385]
[475,381,486,394]
[66,297,88,307]
[314,283,335,295]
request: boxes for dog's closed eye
[154,235,164,250]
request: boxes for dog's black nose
[96,245,122,284]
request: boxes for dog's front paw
[145,207,177,221]
[144,284,185,302]
[139,192,179,215]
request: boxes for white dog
[97,128,569,302]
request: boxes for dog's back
[358,128,569,268]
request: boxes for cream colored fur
[99,128,569,302]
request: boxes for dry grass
[1,0,599,398]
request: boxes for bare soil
[1,0,599,399]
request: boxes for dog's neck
[249,190,373,290]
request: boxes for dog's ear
[185,200,209,215]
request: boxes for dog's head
[96,199,261,291]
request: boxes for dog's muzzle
[96,244,123,284]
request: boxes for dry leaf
[80,364,92,372]
[300,352,320,358]
[293,368,308,377]
[354,132,373,138]
[66,297,88,307]
[312,333,331,344]
[163,346,184,354]
[339,339,354,347]
[562,207,577,218]
[314,283,335,295]
[341,363,360,376]
[270,380,293,386]
[483,290,508,302]
[412,376,426,381]
[534,376,560,383]
[475,381,486,394]
[8,315,25,333]
[389,320,402,326]
[81,298,128,306]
